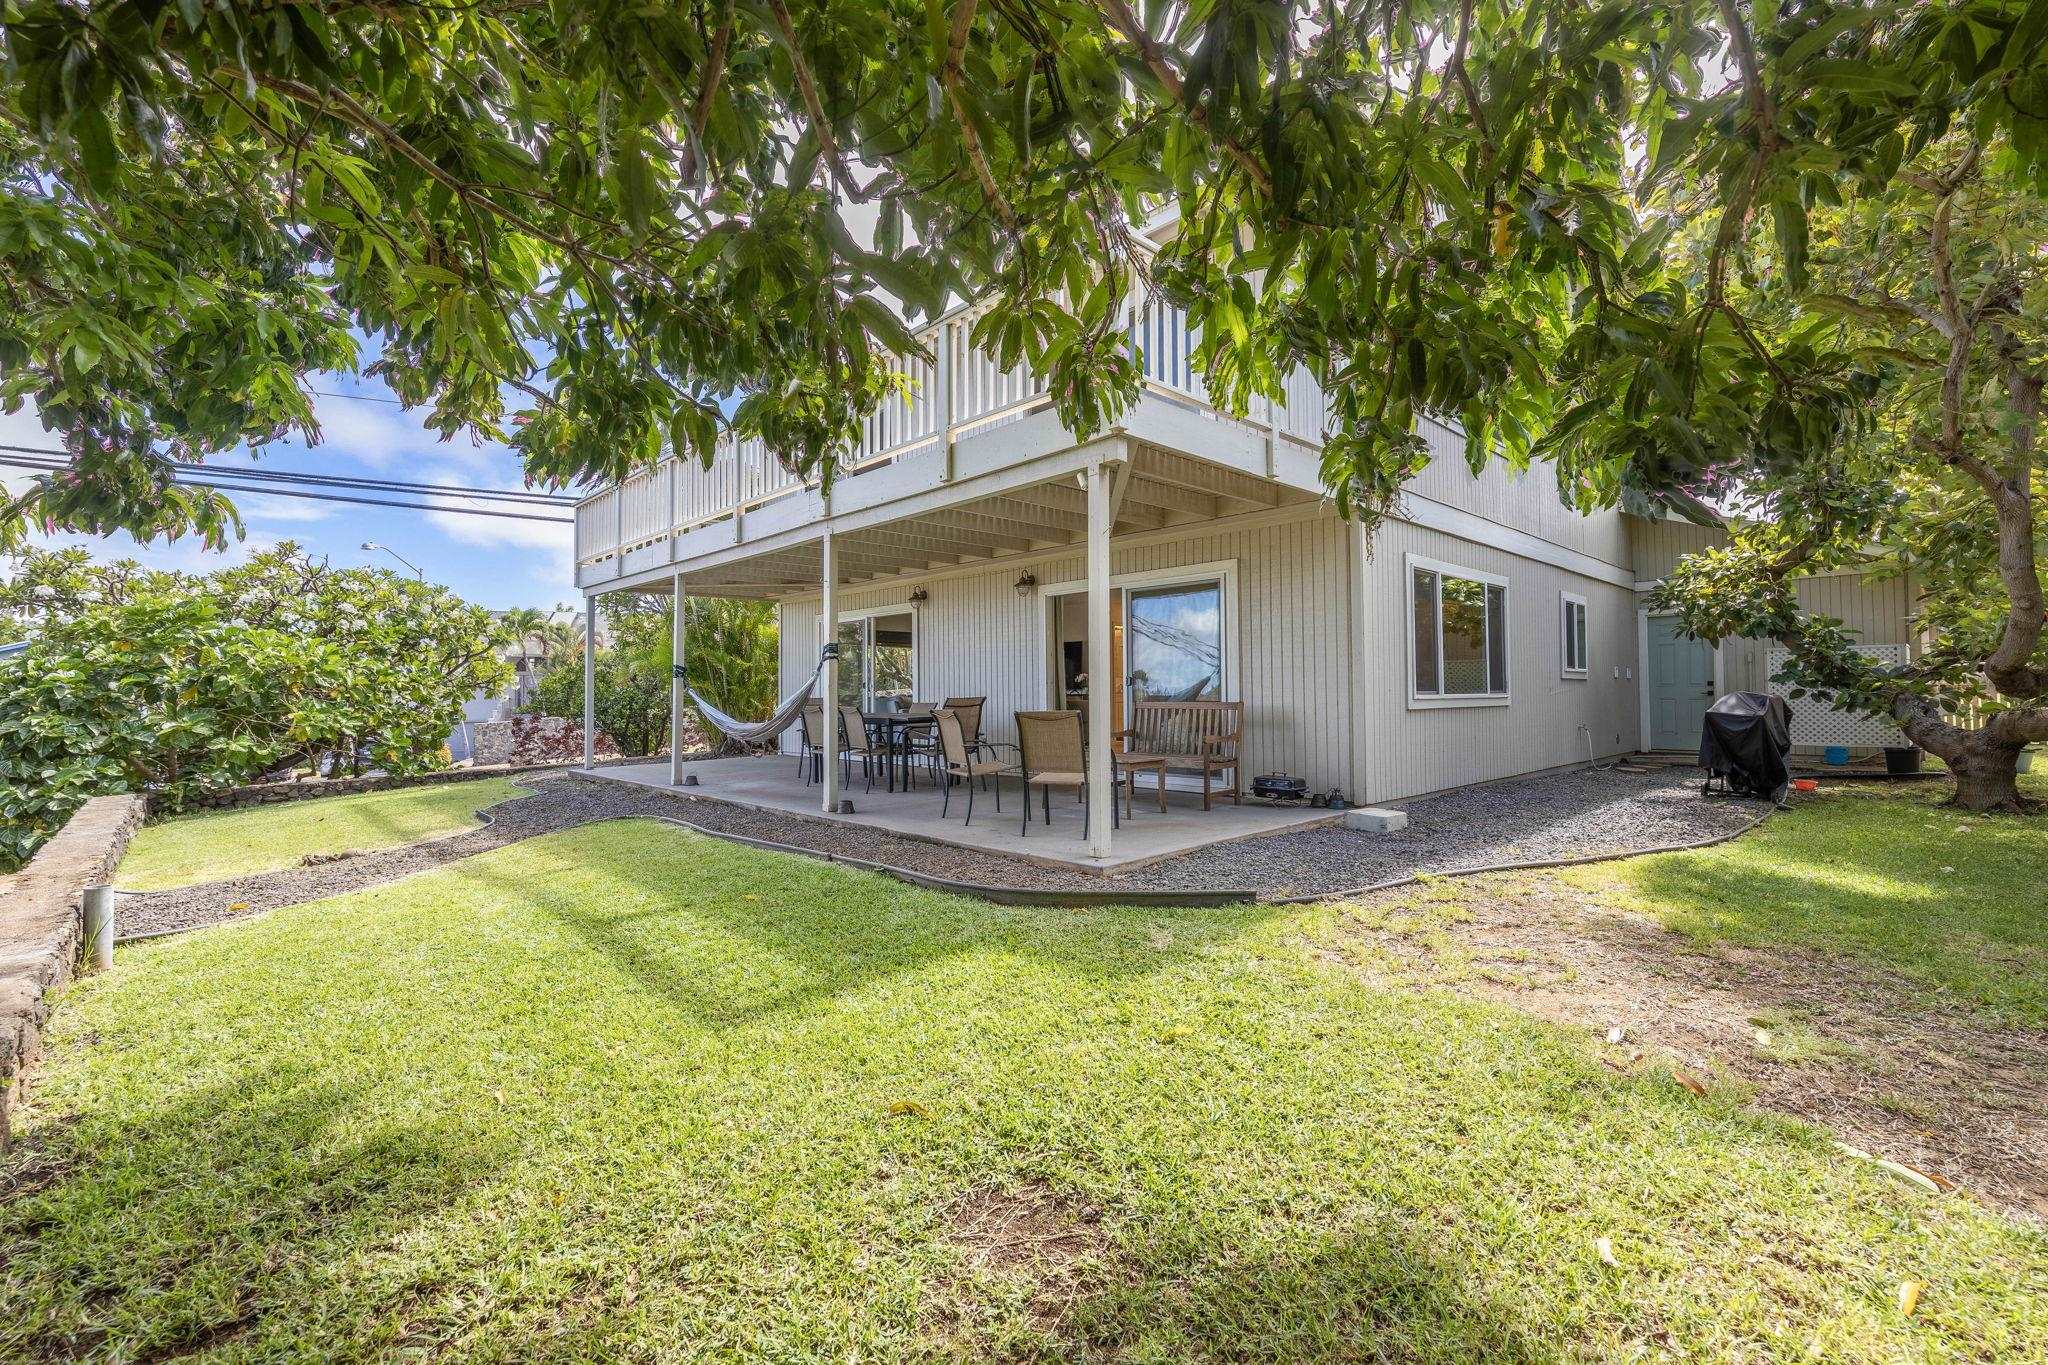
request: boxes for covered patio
[585,755,1335,871]
[576,413,1331,866]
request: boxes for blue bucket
[1823,745,1851,766]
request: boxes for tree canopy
[0,542,510,864]
[2,3,2045,803]
[4,1,2039,540]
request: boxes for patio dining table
[861,710,935,793]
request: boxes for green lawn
[114,777,530,891]
[8,818,2045,1360]
[1562,771,2048,1027]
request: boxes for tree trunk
[1928,729,2027,813]
[1890,694,2035,813]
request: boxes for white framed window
[1560,592,1589,678]
[1406,554,1509,708]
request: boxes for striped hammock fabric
[687,658,824,745]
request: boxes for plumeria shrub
[0,543,509,866]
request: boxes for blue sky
[0,371,582,612]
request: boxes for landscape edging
[0,793,146,1149]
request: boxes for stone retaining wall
[1,793,145,1149]
[468,716,621,769]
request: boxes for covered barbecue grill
[1698,691,1793,801]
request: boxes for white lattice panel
[1765,644,1909,747]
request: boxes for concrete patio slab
[584,755,1336,871]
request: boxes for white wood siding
[1628,517,1725,583]
[1409,420,1634,569]
[1358,520,1641,802]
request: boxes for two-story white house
[567,279,1918,865]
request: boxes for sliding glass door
[1048,569,1231,736]
[835,610,916,712]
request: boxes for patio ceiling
[650,441,1318,599]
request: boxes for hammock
[687,654,826,745]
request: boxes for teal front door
[1647,616,1717,750]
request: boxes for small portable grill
[1251,773,1310,802]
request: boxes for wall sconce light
[1014,571,1037,597]
[908,587,929,604]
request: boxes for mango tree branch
[247,74,648,282]
[678,15,732,186]
[1089,0,1275,199]
[940,0,1020,234]
[764,0,871,202]
[1704,0,1778,311]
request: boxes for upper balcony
[572,294,1336,594]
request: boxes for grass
[1560,771,2048,1027]
[114,777,530,891]
[7,819,2045,1360]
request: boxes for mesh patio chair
[837,703,880,793]
[933,708,1015,825]
[1013,710,1118,837]
[796,701,826,785]
[899,701,941,788]
[941,696,996,788]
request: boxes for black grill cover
[1698,692,1793,800]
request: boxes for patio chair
[837,703,880,793]
[1014,710,1118,837]
[796,701,826,785]
[941,696,997,788]
[933,708,1014,825]
[899,701,941,788]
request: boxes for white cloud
[234,492,335,524]
[0,401,59,454]
[418,462,576,583]
[299,393,421,471]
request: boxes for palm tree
[500,606,546,699]
[535,619,580,662]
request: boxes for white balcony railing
[575,297,1330,569]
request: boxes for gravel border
[116,764,1772,940]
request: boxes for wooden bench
[1116,700,1244,811]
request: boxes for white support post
[582,592,597,770]
[1085,460,1114,859]
[820,534,842,813]
[936,320,956,483]
[1346,517,1373,805]
[669,572,687,786]
[1260,392,1279,479]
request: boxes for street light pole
[360,541,423,579]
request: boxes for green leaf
[1803,59,1919,97]
[845,295,925,361]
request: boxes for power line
[174,457,574,505]
[0,454,574,524]
[0,443,578,506]
[306,388,407,406]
